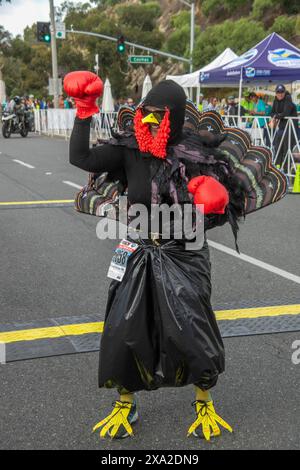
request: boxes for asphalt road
[0,133,299,450]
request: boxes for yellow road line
[215,304,300,321]
[0,199,74,206]
[0,322,104,344]
[0,304,299,344]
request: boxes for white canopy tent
[166,48,238,105]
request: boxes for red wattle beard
[134,108,171,159]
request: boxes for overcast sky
[0,0,67,37]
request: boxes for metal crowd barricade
[221,115,300,184]
[33,109,118,141]
[92,112,118,140]
[33,109,299,186]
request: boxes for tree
[193,18,266,69]
[0,0,298,99]
[118,2,161,31]
[271,15,297,42]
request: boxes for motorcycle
[1,110,30,138]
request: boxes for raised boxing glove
[63,71,103,119]
[187,175,229,215]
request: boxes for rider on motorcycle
[2,96,30,138]
[7,96,26,128]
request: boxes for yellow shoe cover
[92,401,135,439]
[187,400,233,441]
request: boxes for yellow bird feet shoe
[92,400,138,439]
[187,400,233,441]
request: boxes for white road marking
[208,240,300,285]
[62,180,83,189]
[13,159,35,169]
[45,172,52,175]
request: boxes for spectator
[240,91,255,127]
[114,98,125,112]
[250,93,267,128]
[58,94,65,109]
[263,95,272,116]
[64,96,73,109]
[204,97,219,112]
[63,96,70,109]
[25,95,34,110]
[241,91,254,116]
[33,99,40,110]
[126,97,135,109]
[225,95,239,126]
[221,98,228,115]
[270,84,297,171]
[197,93,204,112]
[40,97,48,110]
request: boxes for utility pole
[49,0,59,108]
[190,2,195,73]
[178,0,195,73]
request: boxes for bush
[271,15,297,41]
[165,26,190,57]
[202,0,252,18]
[252,0,279,19]
[170,11,190,29]
[117,2,161,31]
[193,18,265,69]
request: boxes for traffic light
[117,35,125,54]
[37,22,51,43]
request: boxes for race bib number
[107,239,139,282]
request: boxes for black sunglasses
[141,107,165,122]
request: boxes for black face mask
[142,80,187,144]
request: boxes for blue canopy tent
[199,32,300,115]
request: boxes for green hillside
[0,0,299,98]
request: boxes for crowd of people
[1,95,137,114]
[199,85,299,170]
[198,86,299,123]
[1,86,298,171]
[3,87,298,121]
[1,94,75,112]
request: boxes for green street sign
[129,55,153,64]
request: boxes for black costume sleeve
[69,117,124,173]
[276,99,295,119]
[271,97,295,119]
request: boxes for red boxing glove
[63,71,103,119]
[187,175,229,215]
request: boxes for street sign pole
[49,0,59,108]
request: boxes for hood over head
[141,80,187,144]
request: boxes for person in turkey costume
[65,71,287,441]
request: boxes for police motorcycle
[1,96,30,138]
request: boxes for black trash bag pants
[98,238,225,394]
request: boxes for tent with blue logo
[199,33,300,88]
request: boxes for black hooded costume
[70,80,287,394]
